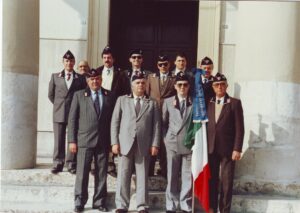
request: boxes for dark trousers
[53,122,76,167]
[75,146,108,207]
[208,152,235,213]
[149,139,167,177]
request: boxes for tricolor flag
[184,68,211,212]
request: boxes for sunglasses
[131,55,142,60]
[213,82,227,87]
[176,83,189,88]
[158,62,169,67]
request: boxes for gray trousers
[74,147,108,207]
[166,149,192,212]
[53,122,76,167]
[115,142,150,211]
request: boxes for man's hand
[69,142,77,153]
[232,151,242,161]
[150,146,159,156]
[112,144,120,155]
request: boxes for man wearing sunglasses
[207,73,244,213]
[162,72,193,213]
[200,56,215,107]
[146,54,176,177]
[124,49,152,94]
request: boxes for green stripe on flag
[183,113,202,149]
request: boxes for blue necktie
[94,91,100,116]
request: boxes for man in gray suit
[162,72,193,213]
[68,69,114,212]
[111,73,161,213]
[48,50,86,174]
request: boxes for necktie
[180,100,186,117]
[203,78,208,84]
[161,75,166,86]
[135,98,141,116]
[107,69,110,75]
[217,99,221,104]
[94,91,100,117]
[66,73,71,81]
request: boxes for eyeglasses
[213,82,227,87]
[176,83,189,88]
[131,55,142,60]
[158,62,169,67]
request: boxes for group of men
[48,46,244,213]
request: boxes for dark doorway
[109,0,199,72]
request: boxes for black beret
[85,68,102,78]
[132,72,145,82]
[213,72,227,83]
[130,49,143,57]
[201,56,213,65]
[102,45,113,56]
[175,71,189,82]
[63,50,75,60]
[157,55,169,62]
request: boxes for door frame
[87,0,221,69]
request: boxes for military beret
[132,72,145,82]
[201,56,213,65]
[85,68,102,78]
[213,72,227,83]
[130,49,143,57]
[102,45,113,56]
[157,54,169,62]
[175,71,189,82]
[63,50,75,60]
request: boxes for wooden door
[109,0,199,72]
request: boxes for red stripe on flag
[194,163,211,213]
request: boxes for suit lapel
[136,98,150,121]
[67,72,79,94]
[208,102,216,126]
[216,103,230,124]
[57,71,68,93]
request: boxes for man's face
[78,61,89,74]
[174,56,187,71]
[102,53,114,68]
[201,64,214,78]
[174,80,190,97]
[157,60,170,74]
[63,58,75,71]
[212,81,228,98]
[87,75,102,91]
[131,79,146,96]
[129,54,143,68]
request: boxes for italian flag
[184,116,210,212]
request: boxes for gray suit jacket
[162,95,193,155]
[111,94,161,156]
[68,88,115,151]
[48,70,87,123]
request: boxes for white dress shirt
[102,66,114,91]
[64,70,73,89]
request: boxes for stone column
[233,2,300,196]
[1,0,39,169]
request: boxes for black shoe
[51,165,63,174]
[166,211,176,213]
[115,209,127,213]
[74,205,84,212]
[182,211,192,213]
[93,205,108,212]
[138,210,149,213]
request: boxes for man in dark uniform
[48,50,86,174]
[200,56,215,107]
[68,69,114,212]
[207,73,245,213]
[95,46,128,177]
[124,49,152,94]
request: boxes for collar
[90,88,102,95]
[127,93,149,100]
[175,68,186,75]
[211,93,230,104]
[173,95,192,110]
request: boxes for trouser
[115,141,150,211]
[74,147,108,207]
[53,122,76,167]
[208,152,235,213]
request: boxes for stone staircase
[1,163,300,213]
